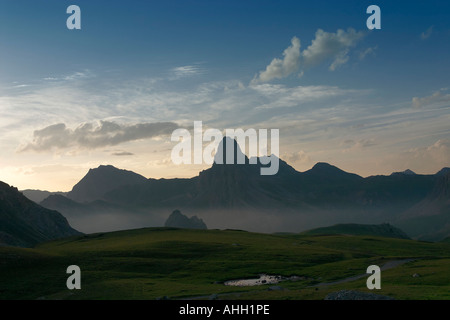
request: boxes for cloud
[170,65,204,79]
[43,70,94,82]
[420,26,433,40]
[302,28,365,70]
[111,151,134,156]
[253,37,301,83]
[18,121,180,152]
[412,89,450,108]
[253,28,365,83]
[402,139,450,171]
[250,83,358,109]
[283,150,311,164]
[342,138,377,153]
[359,46,377,60]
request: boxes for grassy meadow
[0,227,449,300]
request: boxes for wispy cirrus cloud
[341,138,377,153]
[412,89,450,108]
[43,70,94,82]
[250,83,361,110]
[420,26,433,40]
[170,65,205,79]
[359,46,377,60]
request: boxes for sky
[0,0,450,191]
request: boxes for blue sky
[0,0,449,190]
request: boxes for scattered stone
[412,273,420,278]
[325,290,395,300]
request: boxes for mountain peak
[309,162,350,175]
[303,162,362,182]
[92,164,120,172]
[67,165,148,203]
[312,162,335,170]
[392,169,416,176]
[213,137,248,165]
[164,210,207,229]
[436,167,450,176]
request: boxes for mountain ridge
[0,181,81,247]
[36,137,450,240]
[67,164,148,203]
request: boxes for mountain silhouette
[37,137,450,240]
[436,167,450,176]
[67,165,147,203]
[164,210,207,229]
[391,169,416,176]
[213,136,248,165]
[21,189,67,203]
[0,182,81,247]
[41,194,86,211]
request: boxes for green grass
[1,227,449,300]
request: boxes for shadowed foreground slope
[0,182,81,247]
[0,227,449,300]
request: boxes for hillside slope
[0,182,81,247]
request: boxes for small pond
[224,274,303,287]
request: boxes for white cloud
[18,121,181,152]
[250,83,357,109]
[359,46,377,60]
[170,65,204,79]
[253,28,366,83]
[253,37,301,83]
[43,70,94,82]
[412,89,450,108]
[302,28,365,70]
[420,26,433,40]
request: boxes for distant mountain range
[19,137,450,241]
[21,190,67,204]
[0,182,81,247]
